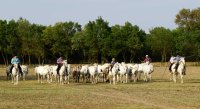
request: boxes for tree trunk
[1,52,7,65]
[6,54,9,65]
[38,56,41,65]
[28,55,31,65]
[122,50,126,62]
[21,54,25,65]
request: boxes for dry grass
[0,65,200,109]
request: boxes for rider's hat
[112,58,115,61]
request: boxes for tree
[127,25,145,63]
[110,22,144,62]
[175,8,200,31]
[17,18,33,64]
[175,7,200,61]
[31,24,46,64]
[43,21,81,61]
[0,19,8,65]
[71,31,87,63]
[147,27,174,62]
[84,17,111,62]
[6,20,21,64]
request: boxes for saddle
[10,64,23,76]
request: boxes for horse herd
[5,58,186,85]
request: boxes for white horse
[58,60,69,85]
[171,57,186,83]
[49,65,58,83]
[11,64,19,85]
[35,65,51,83]
[118,62,128,83]
[109,62,120,85]
[21,65,28,80]
[138,63,154,82]
[88,63,98,84]
[80,65,89,83]
[6,65,12,80]
[97,63,110,82]
[143,63,154,82]
[72,65,82,83]
[126,63,139,82]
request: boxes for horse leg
[60,76,63,85]
[23,73,25,81]
[47,75,49,83]
[50,74,53,83]
[38,74,40,83]
[169,73,173,81]
[109,75,112,84]
[173,73,177,83]
[94,74,97,84]
[57,75,60,84]
[149,73,152,81]
[59,76,61,85]
[11,75,14,84]
[16,75,19,85]
[91,75,94,84]
[180,73,183,83]
[67,75,69,84]
[143,73,146,82]
[134,74,137,82]
[116,74,119,83]
[13,76,15,84]
[113,75,115,85]
[102,74,105,82]
[40,75,42,83]
[125,74,127,83]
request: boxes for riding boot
[183,66,186,75]
[18,65,23,77]
[57,64,61,76]
[57,69,59,76]
[10,65,14,74]
[66,69,68,75]
[169,64,172,72]
[175,63,179,72]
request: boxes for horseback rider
[169,55,175,72]
[10,56,23,76]
[144,55,152,64]
[56,57,64,76]
[174,55,181,72]
[110,58,116,71]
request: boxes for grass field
[0,65,200,109]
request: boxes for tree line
[0,8,200,65]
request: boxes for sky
[0,0,200,33]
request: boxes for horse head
[61,60,68,68]
[13,64,19,68]
[113,62,120,72]
[179,57,185,65]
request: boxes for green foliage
[42,21,81,60]
[147,27,174,62]
[175,7,200,31]
[2,6,200,64]
[83,17,111,62]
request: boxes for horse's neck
[180,61,184,65]
[179,61,185,68]
[14,64,18,68]
[112,66,119,72]
[12,64,19,73]
[61,64,66,69]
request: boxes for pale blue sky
[0,0,199,32]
